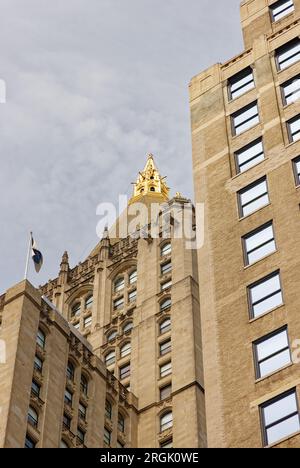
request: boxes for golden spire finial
[129,154,170,205]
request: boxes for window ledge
[243,250,278,270]
[255,362,293,384]
[238,203,271,222]
[232,157,269,180]
[231,122,261,141]
[249,303,285,323]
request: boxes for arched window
[107,330,117,342]
[118,412,125,433]
[123,322,133,333]
[85,295,93,309]
[36,329,46,349]
[161,242,171,257]
[160,411,173,432]
[105,351,116,367]
[150,187,155,192]
[66,361,75,381]
[28,406,38,428]
[60,440,69,448]
[71,302,81,318]
[129,270,137,285]
[160,318,171,335]
[80,375,88,396]
[160,298,171,312]
[120,342,131,358]
[114,277,125,293]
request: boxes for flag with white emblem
[31,234,43,273]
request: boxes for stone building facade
[0,156,206,448]
[190,0,300,449]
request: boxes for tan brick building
[190,0,300,449]
[0,156,206,448]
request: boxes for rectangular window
[160,339,171,357]
[25,434,36,449]
[105,400,112,419]
[281,75,300,105]
[254,327,291,379]
[248,271,283,319]
[84,315,92,328]
[260,390,300,446]
[31,380,41,398]
[64,389,73,406]
[238,177,269,217]
[160,362,172,378]
[104,427,111,446]
[235,138,264,174]
[270,0,294,22]
[232,102,259,136]
[287,115,300,142]
[160,384,172,400]
[34,355,43,373]
[161,261,172,275]
[243,222,276,266]
[78,403,87,421]
[128,290,137,303]
[63,413,71,429]
[276,38,300,71]
[114,297,124,311]
[161,280,172,292]
[77,428,85,444]
[120,363,131,380]
[228,67,255,100]
[293,156,300,185]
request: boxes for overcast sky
[0,0,242,292]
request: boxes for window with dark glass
[34,355,43,373]
[63,413,71,429]
[66,361,75,381]
[254,327,291,379]
[104,427,111,446]
[31,380,41,398]
[25,434,36,449]
[161,261,172,275]
[105,400,112,420]
[77,428,85,444]
[118,413,125,433]
[36,329,45,349]
[260,389,300,446]
[160,318,171,335]
[80,376,88,396]
[105,350,116,367]
[28,406,38,428]
[64,389,73,406]
[79,403,87,421]
[160,412,173,432]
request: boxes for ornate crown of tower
[129,154,170,205]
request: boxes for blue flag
[31,235,43,273]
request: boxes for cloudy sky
[0,0,242,292]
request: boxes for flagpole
[24,232,32,280]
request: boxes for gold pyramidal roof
[129,154,170,205]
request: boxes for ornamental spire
[129,154,170,205]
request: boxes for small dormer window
[150,187,155,192]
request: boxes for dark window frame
[276,38,300,71]
[228,67,255,101]
[120,363,131,380]
[287,114,300,142]
[260,388,300,446]
[238,176,269,218]
[281,75,300,106]
[242,221,276,266]
[104,427,111,446]
[292,156,300,185]
[235,138,265,174]
[31,380,41,398]
[247,270,283,319]
[231,101,260,136]
[270,0,295,23]
[253,326,291,379]
[25,434,36,449]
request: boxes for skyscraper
[190,0,300,448]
